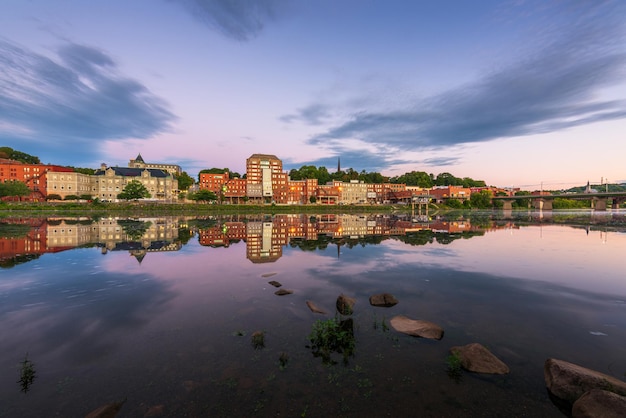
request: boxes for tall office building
[245,154,283,201]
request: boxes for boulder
[336,294,355,315]
[389,315,443,340]
[85,399,126,418]
[544,358,626,405]
[572,389,626,418]
[268,280,282,287]
[274,289,293,296]
[369,293,399,307]
[450,343,509,374]
[306,300,327,314]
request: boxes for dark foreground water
[1,212,625,417]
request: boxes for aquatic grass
[307,317,355,365]
[17,354,36,393]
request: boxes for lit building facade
[246,154,283,201]
[93,165,178,201]
[129,153,182,176]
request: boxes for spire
[135,153,145,163]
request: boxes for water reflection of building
[0,218,48,264]
[1,217,182,266]
[192,214,503,264]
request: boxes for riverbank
[0,201,406,217]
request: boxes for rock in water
[389,315,443,340]
[85,399,126,418]
[336,294,355,315]
[306,300,327,314]
[268,280,282,287]
[274,289,293,296]
[450,343,509,374]
[572,389,626,418]
[369,293,399,307]
[544,358,626,405]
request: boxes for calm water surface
[1,212,625,417]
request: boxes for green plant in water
[446,352,463,381]
[278,352,289,370]
[17,354,36,393]
[251,331,265,349]
[307,316,355,365]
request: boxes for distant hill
[565,183,626,193]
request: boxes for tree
[175,171,194,191]
[117,180,151,200]
[118,219,152,241]
[0,181,31,200]
[45,194,63,201]
[0,147,40,164]
[189,189,217,203]
[470,190,493,209]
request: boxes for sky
[1,0,625,190]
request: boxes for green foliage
[390,171,434,187]
[446,352,463,381]
[308,317,355,365]
[117,180,151,200]
[470,190,493,209]
[552,198,590,209]
[118,219,151,241]
[189,189,218,202]
[0,222,31,238]
[0,181,31,199]
[45,193,63,201]
[64,195,79,200]
[0,147,40,164]
[289,165,332,184]
[174,171,194,190]
[278,352,289,370]
[445,198,464,208]
[17,354,36,393]
[67,166,96,175]
[251,331,265,349]
[79,194,93,200]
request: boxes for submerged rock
[274,289,293,296]
[336,294,355,315]
[450,343,509,374]
[544,358,626,405]
[268,280,282,287]
[369,293,399,307]
[389,315,443,340]
[572,389,626,418]
[85,399,126,418]
[306,300,327,314]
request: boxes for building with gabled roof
[129,153,182,176]
[93,164,178,201]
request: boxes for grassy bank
[0,201,407,217]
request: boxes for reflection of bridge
[494,192,626,211]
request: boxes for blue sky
[1,0,625,189]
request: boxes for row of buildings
[1,152,514,204]
[0,154,180,202]
[200,154,514,204]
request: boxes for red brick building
[0,159,74,201]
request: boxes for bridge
[493,192,626,211]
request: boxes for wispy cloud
[168,0,290,41]
[305,2,626,152]
[0,39,176,162]
[280,103,331,126]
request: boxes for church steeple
[135,153,145,163]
